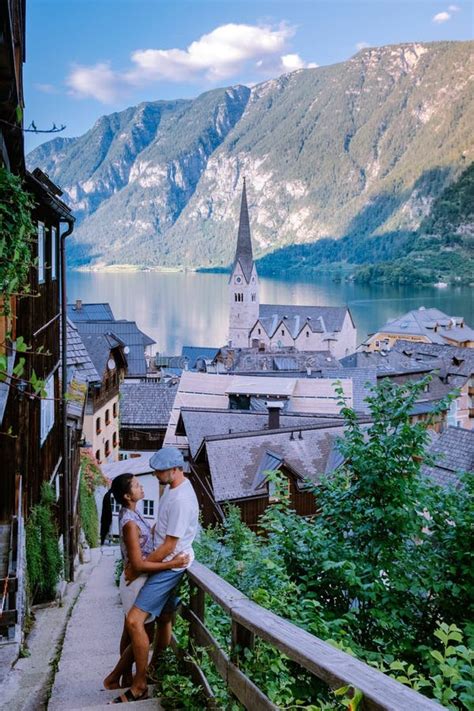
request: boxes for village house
[228,180,357,358]
[0,0,80,643]
[119,380,178,456]
[191,422,347,528]
[362,307,474,351]
[342,343,473,430]
[68,301,156,379]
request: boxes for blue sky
[25,0,473,151]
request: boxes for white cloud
[355,41,370,50]
[448,4,460,11]
[280,54,318,72]
[66,22,317,103]
[432,11,451,22]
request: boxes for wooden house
[189,422,347,528]
[0,0,80,643]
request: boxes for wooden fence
[181,561,442,711]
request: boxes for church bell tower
[228,178,260,347]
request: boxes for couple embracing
[101,447,199,703]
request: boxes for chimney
[75,299,82,310]
[265,400,284,429]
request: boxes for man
[118,447,199,703]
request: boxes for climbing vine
[0,166,36,313]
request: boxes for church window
[258,328,261,335]
[281,329,285,336]
[251,293,256,302]
[306,331,310,337]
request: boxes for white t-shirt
[155,478,199,570]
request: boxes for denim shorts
[133,568,184,618]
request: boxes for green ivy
[0,166,36,313]
[79,471,99,548]
[25,483,63,603]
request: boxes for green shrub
[25,483,63,603]
[79,450,106,548]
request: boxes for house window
[281,329,285,336]
[110,496,121,514]
[113,432,117,448]
[96,417,101,434]
[143,500,155,517]
[40,372,55,444]
[423,383,430,393]
[51,226,57,280]
[105,440,111,457]
[105,409,110,425]
[38,222,45,284]
[95,449,101,463]
[113,402,118,418]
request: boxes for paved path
[48,547,161,711]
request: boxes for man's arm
[123,527,181,574]
[145,535,179,562]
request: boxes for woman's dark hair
[100,473,134,545]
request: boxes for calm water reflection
[67,271,474,355]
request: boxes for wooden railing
[182,561,442,711]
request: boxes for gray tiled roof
[181,346,220,371]
[198,424,346,502]
[65,319,100,383]
[68,302,115,321]
[373,307,474,345]
[78,331,124,378]
[216,347,341,373]
[423,426,474,487]
[340,349,437,376]
[259,304,349,338]
[74,320,154,377]
[179,407,344,458]
[320,367,377,413]
[120,382,178,427]
[231,179,254,284]
[392,341,474,378]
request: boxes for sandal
[111,687,149,703]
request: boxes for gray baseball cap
[149,447,184,471]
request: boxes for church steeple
[228,178,260,347]
[232,177,254,284]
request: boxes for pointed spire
[232,177,254,283]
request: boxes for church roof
[257,304,349,338]
[231,178,255,284]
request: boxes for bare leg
[126,606,151,696]
[104,621,154,690]
[149,612,173,669]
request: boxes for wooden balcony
[182,561,442,711]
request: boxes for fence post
[188,580,205,657]
[231,619,255,667]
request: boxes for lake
[67,270,474,355]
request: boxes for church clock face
[234,276,242,284]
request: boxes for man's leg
[126,606,150,696]
[150,612,173,669]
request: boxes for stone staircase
[48,548,163,710]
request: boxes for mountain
[27,41,474,272]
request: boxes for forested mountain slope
[27,41,473,272]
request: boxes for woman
[101,473,188,695]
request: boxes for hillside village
[1,2,473,709]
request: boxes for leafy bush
[79,450,106,547]
[25,483,63,603]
